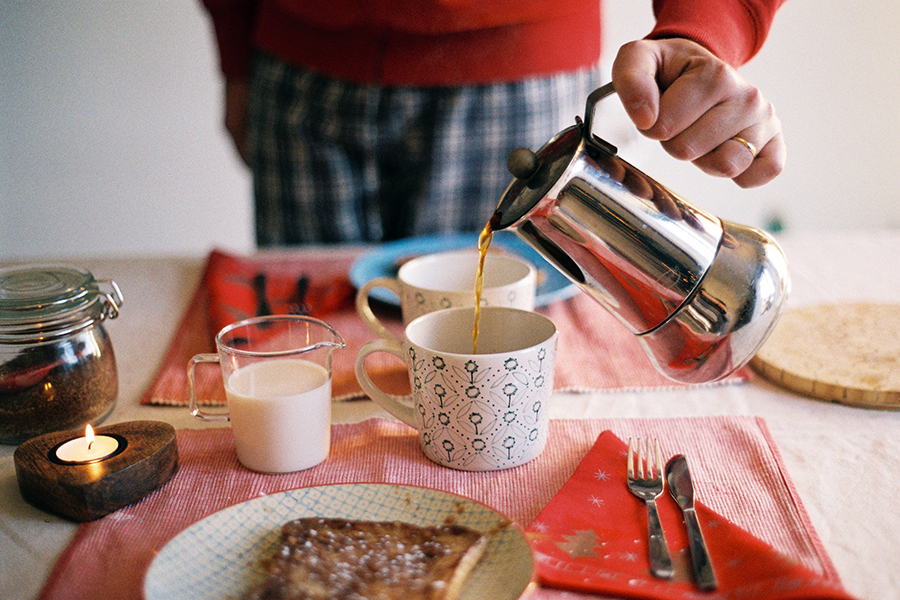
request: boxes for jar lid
[0,265,123,342]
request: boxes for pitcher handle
[188,353,230,422]
[581,82,619,157]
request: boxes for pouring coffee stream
[471,224,493,354]
[483,82,790,384]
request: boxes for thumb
[610,41,663,132]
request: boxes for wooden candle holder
[14,420,178,522]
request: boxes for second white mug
[356,250,537,339]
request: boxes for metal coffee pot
[491,83,789,383]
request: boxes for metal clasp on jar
[97,279,124,320]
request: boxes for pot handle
[581,82,619,157]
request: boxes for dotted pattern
[144,483,533,600]
[412,341,555,470]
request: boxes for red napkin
[140,248,410,405]
[203,248,355,333]
[527,431,857,600]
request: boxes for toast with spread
[243,517,488,600]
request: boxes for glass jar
[0,265,123,444]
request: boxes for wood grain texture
[14,420,178,521]
[750,303,900,409]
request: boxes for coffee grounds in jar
[0,328,118,444]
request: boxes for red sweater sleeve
[201,0,259,78]
[199,0,786,84]
[648,0,787,66]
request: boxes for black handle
[581,82,619,157]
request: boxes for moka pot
[491,83,789,383]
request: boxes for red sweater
[202,0,785,86]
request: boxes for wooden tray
[750,302,900,409]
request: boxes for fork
[626,438,674,579]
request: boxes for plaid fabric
[248,53,602,246]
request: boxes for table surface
[3,230,900,600]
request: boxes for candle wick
[88,440,94,451]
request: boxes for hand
[611,38,785,188]
[223,78,250,166]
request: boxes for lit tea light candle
[54,424,122,464]
[15,420,176,521]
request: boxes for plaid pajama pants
[248,52,602,246]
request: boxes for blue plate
[348,232,578,307]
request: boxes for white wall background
[1,1,254,260]
[2,1,899,261]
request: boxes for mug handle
[187,353,230,422]
[354,338,418,428]
[355,277,403,340]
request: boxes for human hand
[224,78,250,166]
[611,38,785,188]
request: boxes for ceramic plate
[144,483,534,600]
[348,232,577,307]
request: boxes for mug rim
[404,306,555,357]
[397,250,536,292]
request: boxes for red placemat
[37,417,849,600]
[142,249,751,406]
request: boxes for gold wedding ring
[731,136,759,159]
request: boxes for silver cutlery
[626,438,674,579]
[666,454,718,590]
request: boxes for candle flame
[85,424,95,451]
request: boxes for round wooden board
[750,302,900,409]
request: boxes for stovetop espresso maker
[491,83,789,383]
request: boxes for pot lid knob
[507,147,551,191]
[507,147,539,180]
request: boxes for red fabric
[203,248,355,334]
[252,4,599,86]
[200,0,783,85]
[527,431,856,600]
[36,417,853,600]
[648,0,788,66]
[141,248,750,407]
[140,248,396,406]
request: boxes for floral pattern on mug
[410,343,555,470]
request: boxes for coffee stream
[472,222,494,353]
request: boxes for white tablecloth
[2,230,899,600]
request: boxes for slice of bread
[243,517,488,600]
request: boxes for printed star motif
[588,495,604,507]
[531,521,549,532]
[556,529,600,558]
[593,469,611,481]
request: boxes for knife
[665,454,718,590]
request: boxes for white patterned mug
[355,250,537,340]
[355,306,556,471]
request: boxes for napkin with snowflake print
[525,431,857,600]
